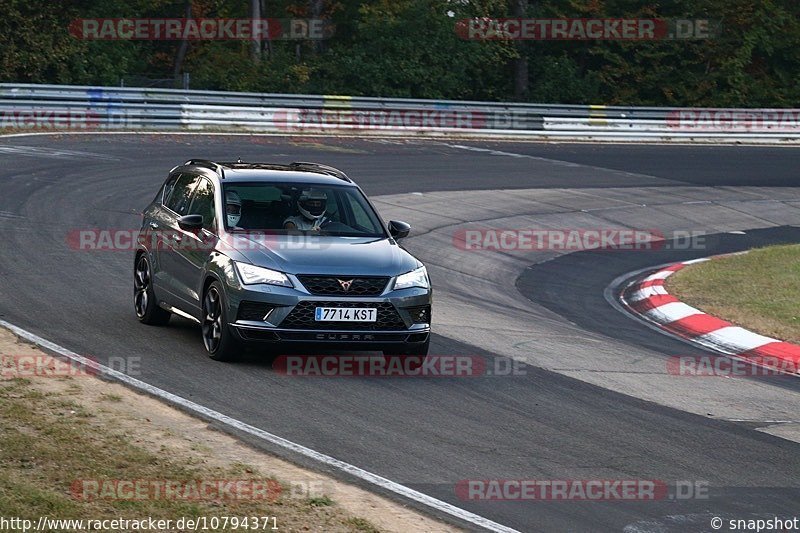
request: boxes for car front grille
[296,275,389,296]
[280,301,406,330]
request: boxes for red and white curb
[621,257,800,374]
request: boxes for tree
[511,0,529,100]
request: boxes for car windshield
[222,182,386,238]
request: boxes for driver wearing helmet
[225,190,243,229]
[284,189,328,231]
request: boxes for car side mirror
[178,214,203,231]
[388,220,411,239]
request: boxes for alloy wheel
[202,287,223,353]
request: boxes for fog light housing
[405,305,431,324]
[237,301,276,321]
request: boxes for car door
[171,177,219,315]
[146,172,179,295]
[157,172,201,308]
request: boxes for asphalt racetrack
[2,133,800,532]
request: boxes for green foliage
[534,0,800,106]
[0,0,87,83]
[307,0,516,99]
[527,52,602,104]
[0,0,797,106]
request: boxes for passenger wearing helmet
[225,191,243,229]
[284,189,328,231]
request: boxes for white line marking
[697,326,778,352]
[627,285,668,302]
[445,144,552,161]
[0,318,519,533]
[643,302,700,323]
[0,145,120,161]
[726,419,799,423]
[2,130,799,148]
[643,269,676,282]
[441,142,673,182]
[441,143,661,179]
[681,258,711,265]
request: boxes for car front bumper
[225,280,432,349]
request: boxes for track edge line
[0,318,520,533]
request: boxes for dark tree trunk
[309,0,325,53]
[173,0,193,83]
[262,0,272,59]
[250,0,261,63]
[511,0,529,100]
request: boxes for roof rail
[184,159,226,179]
[289,161,351,182]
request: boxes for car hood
[225,234,421,276]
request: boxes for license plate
[315,307,377,322]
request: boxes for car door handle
[172,233,182,242]
[149,222,159,229]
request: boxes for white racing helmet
[225,191,242,227]
[298,189,327,221]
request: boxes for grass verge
[665,244,800,343]
[0,377,379,531]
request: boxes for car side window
[161,174,180,205]
[165,174,199,216]
[188,178,216,232]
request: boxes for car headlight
[393,266,429,290]
[234,262,293,287]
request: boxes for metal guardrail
[1,83,799,142]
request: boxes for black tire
[202,281,242,362]
[134,254,171,326]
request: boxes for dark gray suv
[134,160,431,361]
